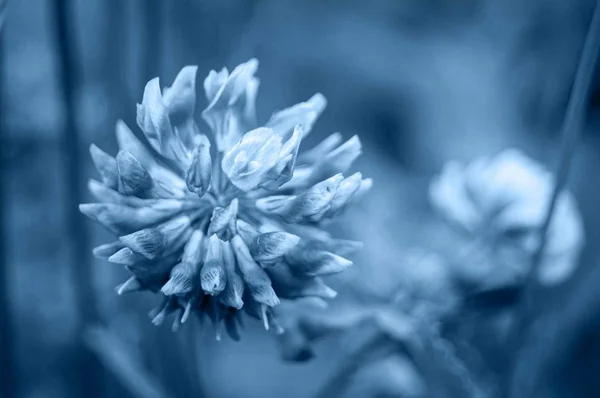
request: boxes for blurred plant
[275,248,490,397]
[430,149,583,289]
[80,59,371,339]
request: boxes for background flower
[429,149,584,287]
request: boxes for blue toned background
[1,0,600,397]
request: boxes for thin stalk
[51,0,104,396]
[524,0,600,305]
[507,2,600,397]
[0,30,18,398]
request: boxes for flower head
[80,59,370,339]
[429,149,583,287]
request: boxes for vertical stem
[507,2,600,397]
[51,0,104,396]
[522,0,600,315]
[0,29,18,398]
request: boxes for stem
[506,2,600,396]
[51,0,104,396]
[0,29,18,398]
[524,0,600,304]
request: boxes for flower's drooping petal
[162,65,198,148]
[202,59,259,151]
[322,239,364,257]
[327,172,363,216]
[149,296,178,326]
[256,174,343,223]
[116,120,187,197]
[286,241,353,276]
[286,136,362,190]
[231,235,280,307]
[220,242,244,309]
[119,215,191,260]
[207,198,239,240]
[352,177,373,203]
[80,203,179,235]
[161,261,197,296]
[250,232,300,264]
[297,133,342,165]
[261,125,303,191]
[265,93,327,140]
[87,180,146,207]
[118,253,180,290]
[108,247,145,265]
[116,276,143,295]
[221,127,283,191]
[92,241,125,259]
[137,78,189,166]
[89,144,118,189]
[308,135,362,185]
[186,134,212,196]
[160,230,203,296]
[116,150,154,197]
[204,67,228,102]
[201,235,227,295]
[267,263,337,300]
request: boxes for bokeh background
[2,0,600,397]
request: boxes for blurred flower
[429,149,584,287]
[80,59,371,339]
[275,247,457,361]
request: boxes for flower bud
[116,150,154,197]
[201,235,227,295]
[326,172,363,217]
[161,261,197,296]
[120,215,191,259]
[220,242,244,309]
[250,232,300,264]
[163,65,197,127]
[89,144,118,189]
[186,135,212,196]
[231,235,279,307]
[116,276,143,295]
[92,241,125,259]
[286,244,353,276]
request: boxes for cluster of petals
[80,59,371,339]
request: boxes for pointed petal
[231,235,279,307]
[89,144,118,189]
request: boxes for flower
[429,149,583,287]
[80,59,371,339]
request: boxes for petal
[265,93,327,140]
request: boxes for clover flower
[429,149,583,287]
[80,59,371,339]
